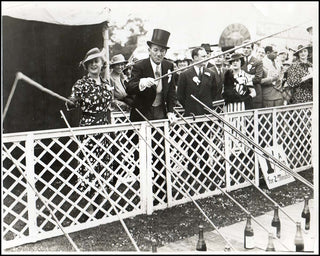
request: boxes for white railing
[2,102,313,249]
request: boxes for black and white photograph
[1,1,318,254]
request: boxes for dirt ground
[5,168,314,253]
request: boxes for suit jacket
[241,55,263,108]
[126,58,176,122]
[208,65,226,100]
[177,67,217,116]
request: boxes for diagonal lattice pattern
[2,103,313,248]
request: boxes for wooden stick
[191,94,314,190]
[154,20,310,81]
[116,104,237,251]
[60,110,140,252]
[18,72,74,104]
[3,145,80,252]
[3,72,20,120]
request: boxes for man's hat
[147,29,170,49]
[293,44,312,56]
[110,54,128,67]
[200,43,213,53]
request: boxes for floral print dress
[287,60,313,104]
[67,75,113,192]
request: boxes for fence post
[164,121,173,207]
[25,133,38,242]
[142,123,154,215]
[254,110,260,186]
[224,114,231,192]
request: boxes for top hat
[147,29,170,49]
[110,54,128,67]
[293,44,312,56]
[80,48,105,68]
[200,43,213,53]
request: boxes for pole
[191,95,314,190]
[60,110,140,252]
[3,145,80,252]
[103,22,110,81]
[3,72,20,120]
[154,20,310,81]
[115,104,237,251]
[174,111,307,231]
[134,107,291,251]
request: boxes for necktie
[155,65,161,79]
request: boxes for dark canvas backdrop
[3,16,106,133]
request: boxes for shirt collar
[194,66,202,76]
[150,58,161,72]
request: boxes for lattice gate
[2,103,313,249]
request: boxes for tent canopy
[2,2,111,25]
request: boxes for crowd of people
[65,27,313,217]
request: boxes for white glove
[139,77,156,91]
[167,112,177,124]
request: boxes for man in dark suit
[177,47,218,188]
[126,29,177,123]
[177,47,217,116]
[209,48,226,101]
[241,39,264,109]
[126,29,177,205]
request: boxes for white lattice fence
[2,103,313,249]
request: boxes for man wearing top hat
[126,29,177,204]
[126,28,177,123]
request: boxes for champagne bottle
[196,224,207,251]
[266,232,275,251]
[301,196,310,230]
[151,238,157,253]
[294,222,304,252]
[271,205,281,238]
[244,215,254,249]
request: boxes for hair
[191,47,205,59]
[264,46,273,54]
[230,57,244,67]
[83,57,106,71]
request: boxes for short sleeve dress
[67,75,113,192]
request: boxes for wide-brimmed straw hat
[80,48,105,68]
[110,54,128,67]
[293,44,312,56]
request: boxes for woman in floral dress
[66,47,114,219]
[287,44,313,104]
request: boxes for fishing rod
[191,95,314,190]
[153,20,310,81]
[174,111,308,231]
[115,103,237,251]
[3,72,74,120]
[133,108,292,251]
[60,110,140,252]
[2,145,80,252]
